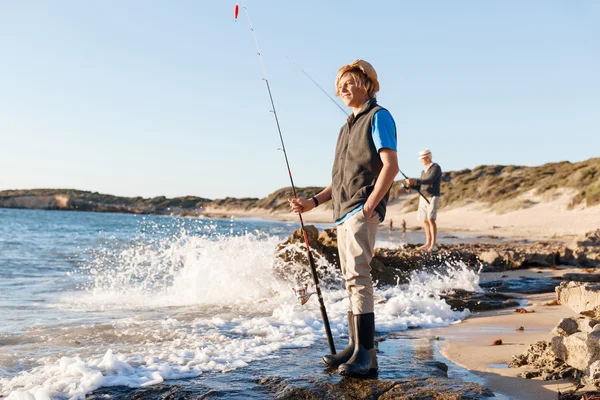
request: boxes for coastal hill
[1,158,598,216]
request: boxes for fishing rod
[239,1,336,356]
[296,67,431,205]
[398,171,430,205]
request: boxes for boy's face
[338,73,368,108]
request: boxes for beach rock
[274,227,600,292]
[377,378,494,399]
[551,317,600,337]
[318,228,337,247]
[552,318,581,337]
[567,230,600,268]
[478,250,502,266]
[578,317,600,333]
[557,281,600,313]
[424,361,449,376]
[510,340,559,368]
[559,247,578,265]
[509,340,577,381]
[512,312,600,384]
[583,360,600,387]
[518,370,540,379]
[370,257,386,272]
[582,307,600,320]
[551,329,600,371]
[572,229,600,249]
[522,252,556,268]
[256,375,494,400]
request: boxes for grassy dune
[1,158,598,215]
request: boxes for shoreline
[203,204,600,243]
[427,267,585,399]
[4,189,598,242]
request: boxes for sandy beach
[206,192,600,241]
[426,267,591,400]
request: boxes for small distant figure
[405,149,442,251]
[389,219,394,232]
[401,219,406,240]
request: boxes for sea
[0,208,491,399]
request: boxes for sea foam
[1,228,480,399]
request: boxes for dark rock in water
[378,377,495,400]
[257,375,494,400]
[424,360,449,376]
[370,245,481,285]
[442,290,520,312]
[262,377,397,399]
[87,384,207,399]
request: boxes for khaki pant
[337,210,379,314]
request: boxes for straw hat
[336,59,380,94]
[419,149,432,159]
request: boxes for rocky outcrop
[509,340,578,380]
[568,229,600,268]
[275,227,600,288]
[0,195,64,210]
[551,317,599,337]
[512,280,600,387]
[557,282,600,313]
[274,226,523,312]
[253,374,495,400]
[0,189,211,215]
[551,326,600,371]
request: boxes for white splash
[1,229,482,400]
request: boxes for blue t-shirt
[335,109,397,225]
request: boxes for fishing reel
[293,282,315,306]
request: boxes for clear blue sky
[1,1,598,199]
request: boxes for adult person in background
[290,60,399,377]
[406,149,442,251]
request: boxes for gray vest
[331,99,392,222]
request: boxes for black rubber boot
[323,312,355,367]
[338,313,378,377]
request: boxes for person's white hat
[419,149,432,159]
